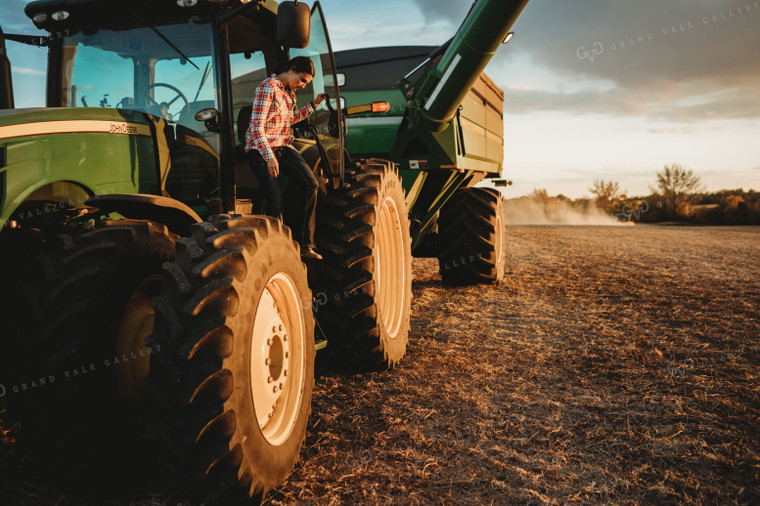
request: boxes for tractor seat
[237,106,252,144]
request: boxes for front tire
[6,219,175,485]
[144,215,315,502]
[314,159,413,370]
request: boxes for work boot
[301,245,323,260]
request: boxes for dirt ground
[2,225,759,505]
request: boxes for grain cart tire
[9,219,175,485]
[437,187,505,285]
[143,215,315,503]
[314,159,412,370]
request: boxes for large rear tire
[313,159,412,370]
[144,215,315,503]
[437,187,505,285]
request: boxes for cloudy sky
[3,0,759,198]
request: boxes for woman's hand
[267,157,279,178]
[313,93,328,107]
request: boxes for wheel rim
[495,210,505,271]
[250,272,306,446]
[375,195,407,339]
[116,275,163,407]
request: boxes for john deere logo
[109,122,140,135]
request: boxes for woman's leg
[276,148,319,248]
[245,149,282,219]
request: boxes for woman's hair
[285,56,315,76]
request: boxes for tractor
[0,0,528,502]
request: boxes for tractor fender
[85,194,202,237]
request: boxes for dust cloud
[502,196,627,226]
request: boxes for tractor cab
[23,0,344,215]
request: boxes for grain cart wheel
[143,215,315,503]
[437,187,505,285]
[9,219,175,485]
[314,159,412,370]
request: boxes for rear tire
[313,159,412,370]
[437,187,505,285]
[144,215,315,502]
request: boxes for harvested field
[2,225,759,505]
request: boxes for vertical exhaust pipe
[0,25,14,109]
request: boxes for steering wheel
[143,83,190,122]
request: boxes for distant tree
[654,163,702,202]
[530,188,551,204]
[589,179,626,213]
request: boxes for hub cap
[116,275,163,407]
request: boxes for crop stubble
[1,225,759,505]
[273,225,760,505]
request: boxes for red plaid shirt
[244,74,314,160]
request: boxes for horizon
[2,0,758,200]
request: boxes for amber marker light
[371,101,391,113]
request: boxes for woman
[244,56,327,260]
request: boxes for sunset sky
[3,0,759,198]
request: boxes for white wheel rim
[495,211,505,269]
[250,273,306,446]
[375,195,407,339]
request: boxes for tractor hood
[0,107,155,140]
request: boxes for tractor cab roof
[24,0,279,35]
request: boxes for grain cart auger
[0,0,411,502]
[337,0,530,284]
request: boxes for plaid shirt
[244,74,314,160]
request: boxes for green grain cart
[0,0,527,502]
[336,44,512,283]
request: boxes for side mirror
[277,1,310,49]
[195,107,223,132]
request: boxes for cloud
[415,0,760,122]
[2,1,46,34]
[13,67,45,76]
[409,0,472,25]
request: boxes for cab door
[289,1,345,187]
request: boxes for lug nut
[267,376,273,383]
[285,352,289,358]
[273,386,278,393]
[279,383,284,391]
[283,370,288,377]
[265,358,271,365]
[283,334,288,342]
[268,411,274,418]
[278,324,283,331]
[272,326,277,333]
[267,338,272,346]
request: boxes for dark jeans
[246,147,318,248]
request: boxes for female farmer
[245,56,327,260]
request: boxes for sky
[3,0,759,199]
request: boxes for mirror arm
[204,115,226,134]
[219,0,264,25]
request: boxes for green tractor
[0,0,528,502]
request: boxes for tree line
[588,164,760,225]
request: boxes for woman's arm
[249,81,275,160]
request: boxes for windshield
[57,21,221,206]
[59,22,217,125]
